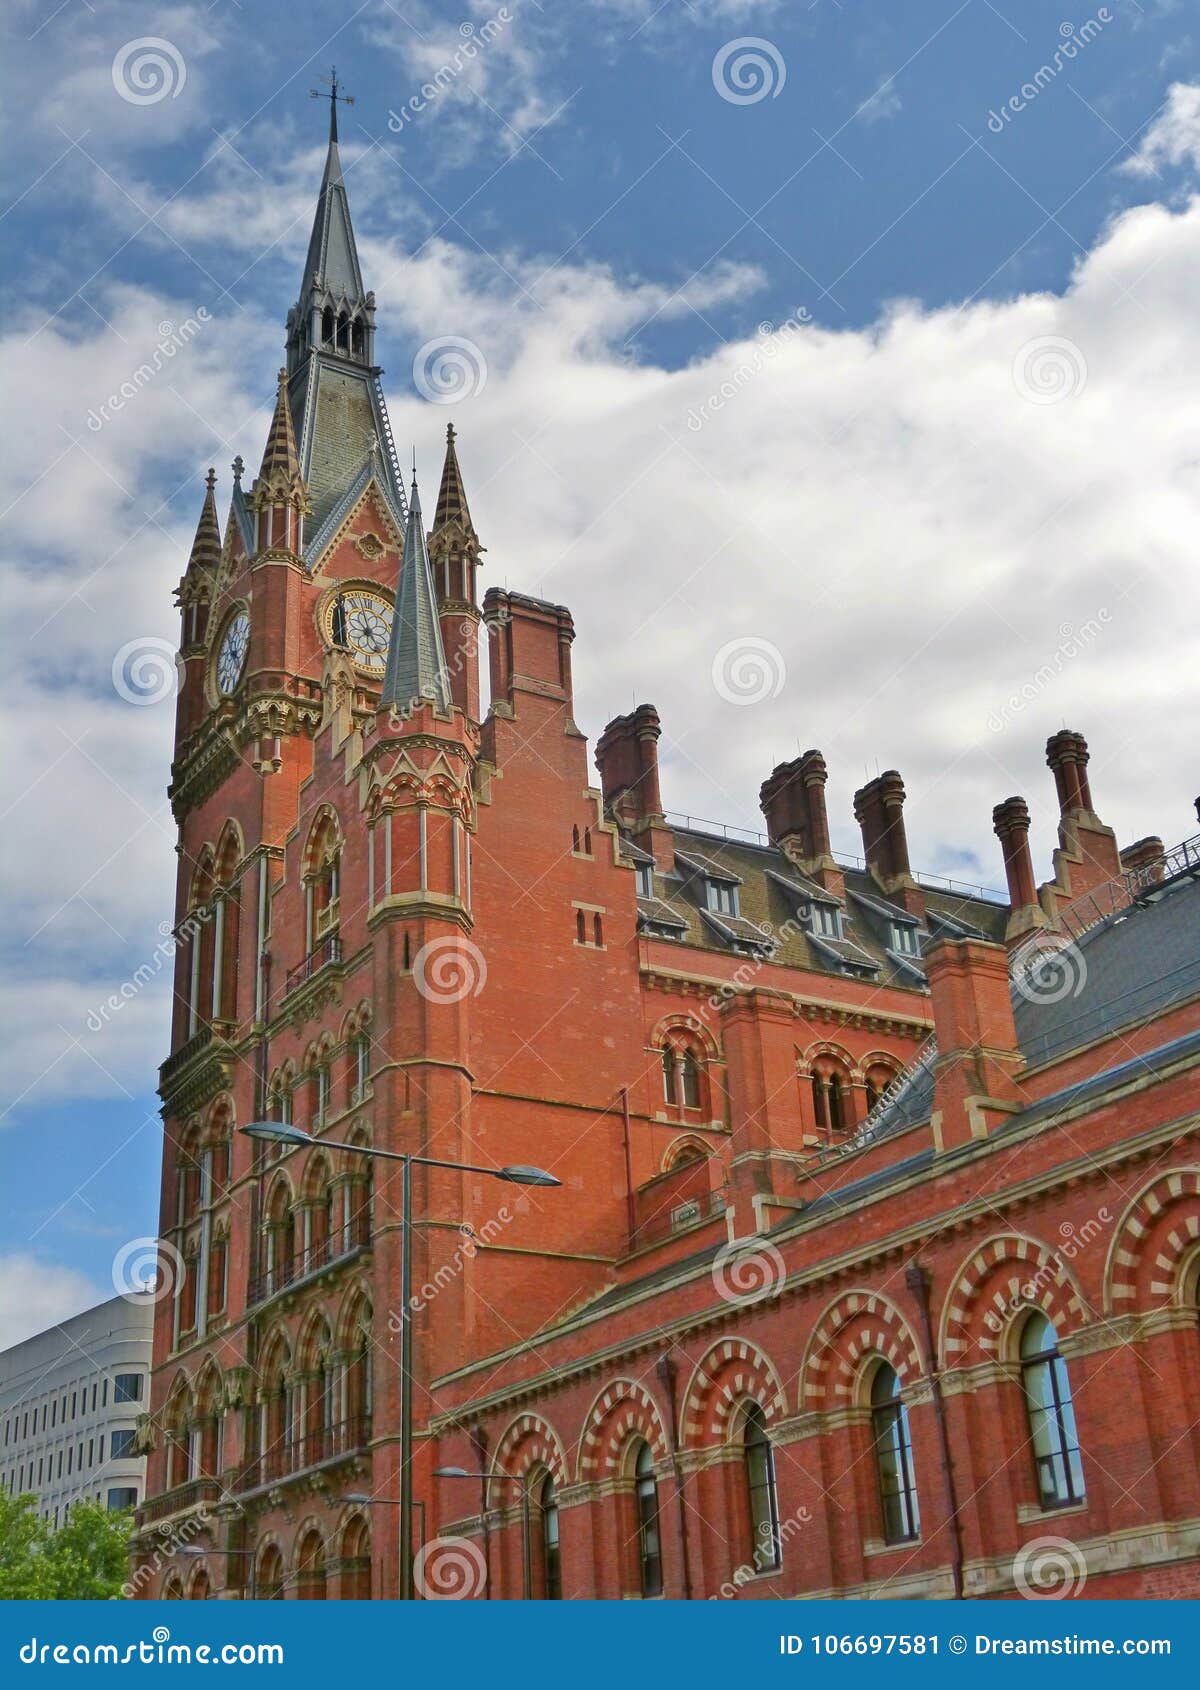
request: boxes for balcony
[138,1476,223,1526]
[245,1218,370,1311]
[234,1415,371,1495]
[284,933,342,998]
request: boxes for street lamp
[434,1464,533,1600]
[240,1121,560,1599]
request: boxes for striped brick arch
[681,1338,786,1447]
[1104,1168,1200,1313]
[939,1233,1090,1367]
[489,1412,567,1503]
[800,1291,924,1411]
[577,1379,669,1480]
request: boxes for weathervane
[310,66,355,143]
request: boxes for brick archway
[681,1338,786,1448]
[800,1289,925,1411]
[1104,1167,1200,1313]
[490,1411,568,1505]
[577,1378,670,1481]
[939,1232,1091,1367]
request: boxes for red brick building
[132,113,1200,1603]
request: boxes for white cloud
[0,1255,104,1351]
[1122,80,1200,174]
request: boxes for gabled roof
[637,895,689,935]
[766,866,842,909]
[303,448,408,567]
[674,848,743,885]
[700,908,774,952]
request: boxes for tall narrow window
[743,1404,780,1572]
[679,1050,701,1109]
[355,1035,370,1097]
[661,1047,677,1105]
[870,1364,920,1543]
[1020,1312,1085,1509]
[633,1441,663,1597]
[538,1473,561,1600]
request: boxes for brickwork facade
[131,128,1200,1603]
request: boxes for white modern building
[0,1292,155,1527]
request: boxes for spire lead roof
[380,476,452,716]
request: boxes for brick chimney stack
[992,796,1048,944]
[759,751,843,897]
[595,704,674,872]
[925,936,1025,1153]
[1038,728,1123,920]
[853,770,924,917]
[1120,836,1165,890]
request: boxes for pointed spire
[186,468,222,573]
[257,369,301,487]
[380,475,452,716]
[292,82,368,345]
[432,423,475,536]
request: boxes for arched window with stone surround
[338,1290,373,1435]
[194,1363,224,1479]
[630,1439,662,1598]
[863,1056,901,1113]
[809,1050,854,1138]
[530,1467,561,1600]
[162,1378,193,1492]
[870,1362,920,1543]
[297,1314,336,1468]
[659,1029,710,1117]
[185,848,216,1038]
[300,1153,334,1274]
[1019,1311,1085,1510]
[256,1542,285,1600]
[210,823,243,1025]
[296,1528,327,1599]
[741,1402,781,1573]
[256,1331,294,1485]
[340,1515,371,1598]
[261,1174,295,1296]
[303,809,342,954]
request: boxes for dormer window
[891,922,919,956]
[707,880,739,917]
[635,861,654,898]
[811,902,840,939]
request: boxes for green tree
[0,1493,133,1600]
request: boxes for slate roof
[856,861,1200,1145]
[630,823,1006,991]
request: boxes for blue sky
[3,0,1200,1338]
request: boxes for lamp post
[240,1122,559,1600]
[434,1464,532,1599]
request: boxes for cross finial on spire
[232,454,244,485]
[309,65,354,145]
[205,466,217,492]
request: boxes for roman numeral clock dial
[325,589,393,677]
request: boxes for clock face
[325,589,393,676]
[216,611,250,696]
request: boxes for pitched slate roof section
[297,126,366,314]
[379,478,451,716]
